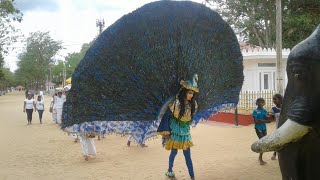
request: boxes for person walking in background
[39,90,44,101]
[25,89,29,99]
[35,95,45,124]
[52,91,66,124]
[270,94,283,160]
[50,93,57,123]
[23,94,35,125]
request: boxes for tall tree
[0,0,22,79]
[0,67,14,90]
[52,42,91,85]
[282,0,320,48]
[15,31,63,90]
[206,0,320,49]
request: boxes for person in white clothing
[35,95,45,124]
[23,94,35,125]
[79,133,97,161]
[52,91,66,124]
[39,90,44,101]
[50,93,57,122]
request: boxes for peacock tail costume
[157,75,199,150]
[61,1,244,144]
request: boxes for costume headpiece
[180,74,199,93]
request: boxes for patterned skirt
[165,116,193,150]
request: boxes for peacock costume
[61,1,243,148]
[157,75,199,151]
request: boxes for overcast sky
[4,0,206,71]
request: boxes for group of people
[60,78,284,180]
[23,89,68,125]
[22,83,283,180]
[23,91,44,124]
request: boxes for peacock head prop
[61,1,243,128]
[180,74,199,93]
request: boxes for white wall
[242,58,287,92]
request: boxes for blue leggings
[168,148,194,178]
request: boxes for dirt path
[0,92,281,180]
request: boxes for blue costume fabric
[61,1,243,144]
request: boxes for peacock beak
[251,119,312,153]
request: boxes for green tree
[15,31,63,90]
[52,43,91,85]
[0,67,15,90]
[282,1,320,48]
[206,0,320,49]
[0,0,22,80]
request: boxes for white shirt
[24,99,34,109]
[36,100,44,110]
[54,95,66,109]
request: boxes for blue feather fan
[62,1,243,142]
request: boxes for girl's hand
[163,134,170,140]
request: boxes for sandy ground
[0,92,281,180]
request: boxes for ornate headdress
[180,74,199,93]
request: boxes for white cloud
[15,0,60,12]
[5,0,205,71]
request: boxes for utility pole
[96,18,105,35]
[62,61,66,88]
[276,0,283,95]
[49,66,52,83]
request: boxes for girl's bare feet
[85,155,89,161]
[140,144,148,148]
[259,159,267,165]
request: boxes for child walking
[270,94,283,160]
[157,76,199,180]
[252,98,273,165]
[35,95,45,124]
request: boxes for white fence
[237,90,276,112]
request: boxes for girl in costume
[157,75,199,180]
[61,0,243,166]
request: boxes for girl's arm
[157,108,172,139]
[253,117,272,124]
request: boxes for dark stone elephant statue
[251,25,320,180]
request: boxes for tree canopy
[15,31,63,90]
[206,0,320,48]
[0,0,22,81]
[52,43,91,85]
